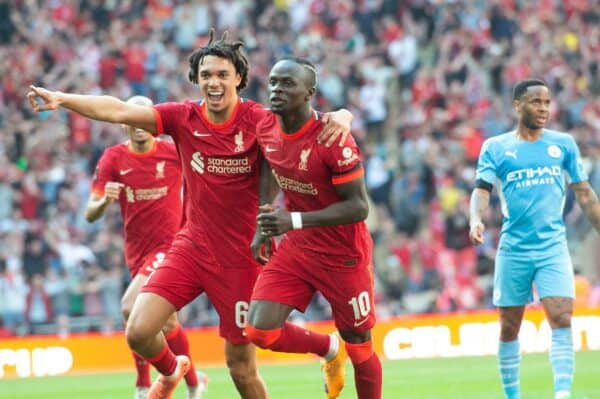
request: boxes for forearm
[574,184,600,233]
[57,93,129,123]
[469,188,490,226]
[85,197,109,223]
[299,199,368,228]
[258,159,280,205]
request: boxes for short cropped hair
[512,78,548,100]
[278,56,317,89]
[188,29,249,92]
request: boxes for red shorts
[131,248,170,278]
[141,235,261,344]
[251,237,376,333]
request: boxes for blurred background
[0,0,599,338]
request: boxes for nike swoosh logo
[119,169,133,175]
[353,318,369,327]
[193,131,211,137]
[265,146,278,153]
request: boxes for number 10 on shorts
[348,291,371,325]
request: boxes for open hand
[317,111,352,147]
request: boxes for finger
[259,204,275,213]
[325,129,340,147]
[339,130,349,146]
[317,125,333,144]
[29,86,42,96]
[257,213,276,222]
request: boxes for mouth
[207,91,224,103]
[535,115,547,125]
[270,97,285,106]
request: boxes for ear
[235,72,242,87]
[512,99,520,113]
[306,86,316,101]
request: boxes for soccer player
[27,31,352,399]
[469,78,600,399]
[246,57,382,399]
[84,95,207,399]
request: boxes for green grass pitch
[2,351,599,398]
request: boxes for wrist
[55,91,67,106]
[291,212,303,230]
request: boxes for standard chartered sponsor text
[207,157,251,174]
[273,171,318,195]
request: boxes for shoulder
[544,129,576,144]
[482,131,514,151]
[239,99,271,124]
[154,100,200,115]
[100,143,124,160]
[157,139,176,151]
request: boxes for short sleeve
[475,139,497,185]
[322,134,364,185]
[91,150,115,196]
[564,136,587,184]
[153,102,191,139]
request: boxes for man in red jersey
[84,95,207,399]
[246,58,381,399]
[27,31,351,399]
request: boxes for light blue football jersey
[476,129,587,255]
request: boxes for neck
[129,137,155,153]
[516,123,543,142]
[278,106,313,134]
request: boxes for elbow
[84,211,97,223]
[355,199,369,221]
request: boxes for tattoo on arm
[572,182,600,233]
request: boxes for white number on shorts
[235,301,249,328]
[348,291,371,320]
[145,252,166,274]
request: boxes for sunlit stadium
[1,1,599,399]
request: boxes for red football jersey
[91,139,183,270]
[256,110,372,261]
[153,99,269,269]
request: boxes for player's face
[515,86,551,130]
[268,61,313,115]
[125,125,152,144]
[197,55,242,114]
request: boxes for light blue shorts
[492,251,574,307]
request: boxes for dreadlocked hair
[188,29,250,92]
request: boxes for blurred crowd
[1,0,600,337]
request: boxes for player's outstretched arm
[27,86,156,133]
[469,188,490,245]
[85,182,124,223]
[256,176,368,237]
[571,181,600,233]
[318,109,353,147]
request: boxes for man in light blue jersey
[469,78,600,399]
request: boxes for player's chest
[179,126,259,178]
[115,157,177,186]
[264,141,327,182]
[499,143,564,182]
[180,123,258,158]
